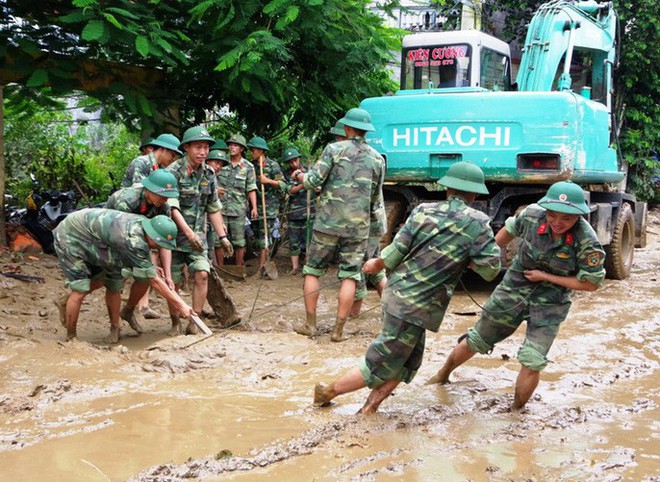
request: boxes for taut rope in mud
[458,278,541,314]
[181,278,344,350]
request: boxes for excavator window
[480,47,511,91]
[401,43,471,89]
[552,49,605,103]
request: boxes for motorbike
[16,174,79,254]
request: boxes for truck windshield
[401,44,471,89]
[480,47,511,91]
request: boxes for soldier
[104,169,179,328]
[290,107,386,342]
[313,162,501,413]
[350,200,387,318]
[122,133,182,187]
[329,120,347,142]
[166,126,234,334]
[210,139,229,153]
[205,149,230,264]
[139,138,156,156]
[248,136,286,278]
[281,147,315,276]
[53,209,193,343]
[217,134,258,268]
[426,181,606,410]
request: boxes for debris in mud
[141,348,227,374]
[29,379,72,401]
[0,395,35,414]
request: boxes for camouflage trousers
[223,215,247,248]
[53,230,124,293]
[355,234,386,301]
[302,230,367,281]
[170,249,210,285]
[287,218,309,256]
[359,312,426,388]
[252,217,276,250]
[467,282,571,371]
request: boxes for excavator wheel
[604,203,635,280]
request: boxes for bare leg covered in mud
[426,338,476,385]
[119,281,149,334]
[105,289,122,344]
[60,279,105,342]
[512,366,540,410]
[315,367,400,414]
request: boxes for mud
[0,210,659,481]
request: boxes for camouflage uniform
[53,208,158,293]
[467,204,606,371]
[166,156,222,283]
[283,164,315,256]
[252,157,286,249]
[217,158,257,248]
[302,136,386,280]
[121,152,159,187]
[105,186,171,218]
[354,200,387,301]
[360,198,501,388]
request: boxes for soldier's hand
[179,304,194,318]
[250,207,258,219]
[217,186,225,197]
[220,237,234,257]
[165,277,175,291]
[189,233,205,252]
[363,258,385,275]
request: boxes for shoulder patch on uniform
[585,251,603,267]
[556,252,571,259]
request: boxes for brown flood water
[0,211,658,481]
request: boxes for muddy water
[0,213,659,480]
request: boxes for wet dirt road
[0,212,658,481]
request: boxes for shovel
[207,265,240,327]
[258,156,279,280]
[188,313,213,335]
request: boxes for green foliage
[1,0,401,145]
[3,87,139,205]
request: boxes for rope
[180,277,344,350]
[458,277,541,314]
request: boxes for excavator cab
[400,30,512,91]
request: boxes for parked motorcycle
[17,174,79,254]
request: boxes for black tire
[604,203,635,280]
[380,199,406,250]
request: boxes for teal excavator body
[360,1,647,279]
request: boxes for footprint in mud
[141,349,227,374]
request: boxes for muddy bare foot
[120,306,143,334]
[425,373,450,385]
[105,327,120,344]
[314,383,335,406]
[54,295,68,327]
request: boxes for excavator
[361,0,647,279]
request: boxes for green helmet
[211,139,228,151]
[151,133,182,155]
[141,169,179,198]
[339,107,375,132]
[537,181,589,214]
[206,149,229,163]
[142,215,177,250]
[329,121,346,136]
[227,133,247,148]
[283,147,301,163]
[139,138,155,151]
[437,161,489,195]
[247,136,269,151]
[179,126,215,149]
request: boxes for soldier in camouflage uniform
[248,136,286,277]
[139,138,155,156]
[427,181,606,410]
[166,126,234,335]
[217,134,258,268]
[329,120,347,142]
[313,162,501,413]
[350,199,388,318]
[105,169,179,330]
[205,149,232,264]
[290,108,386,342]
[121,133,182,187]
[53,209,193,343]
[281,147,315,276]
